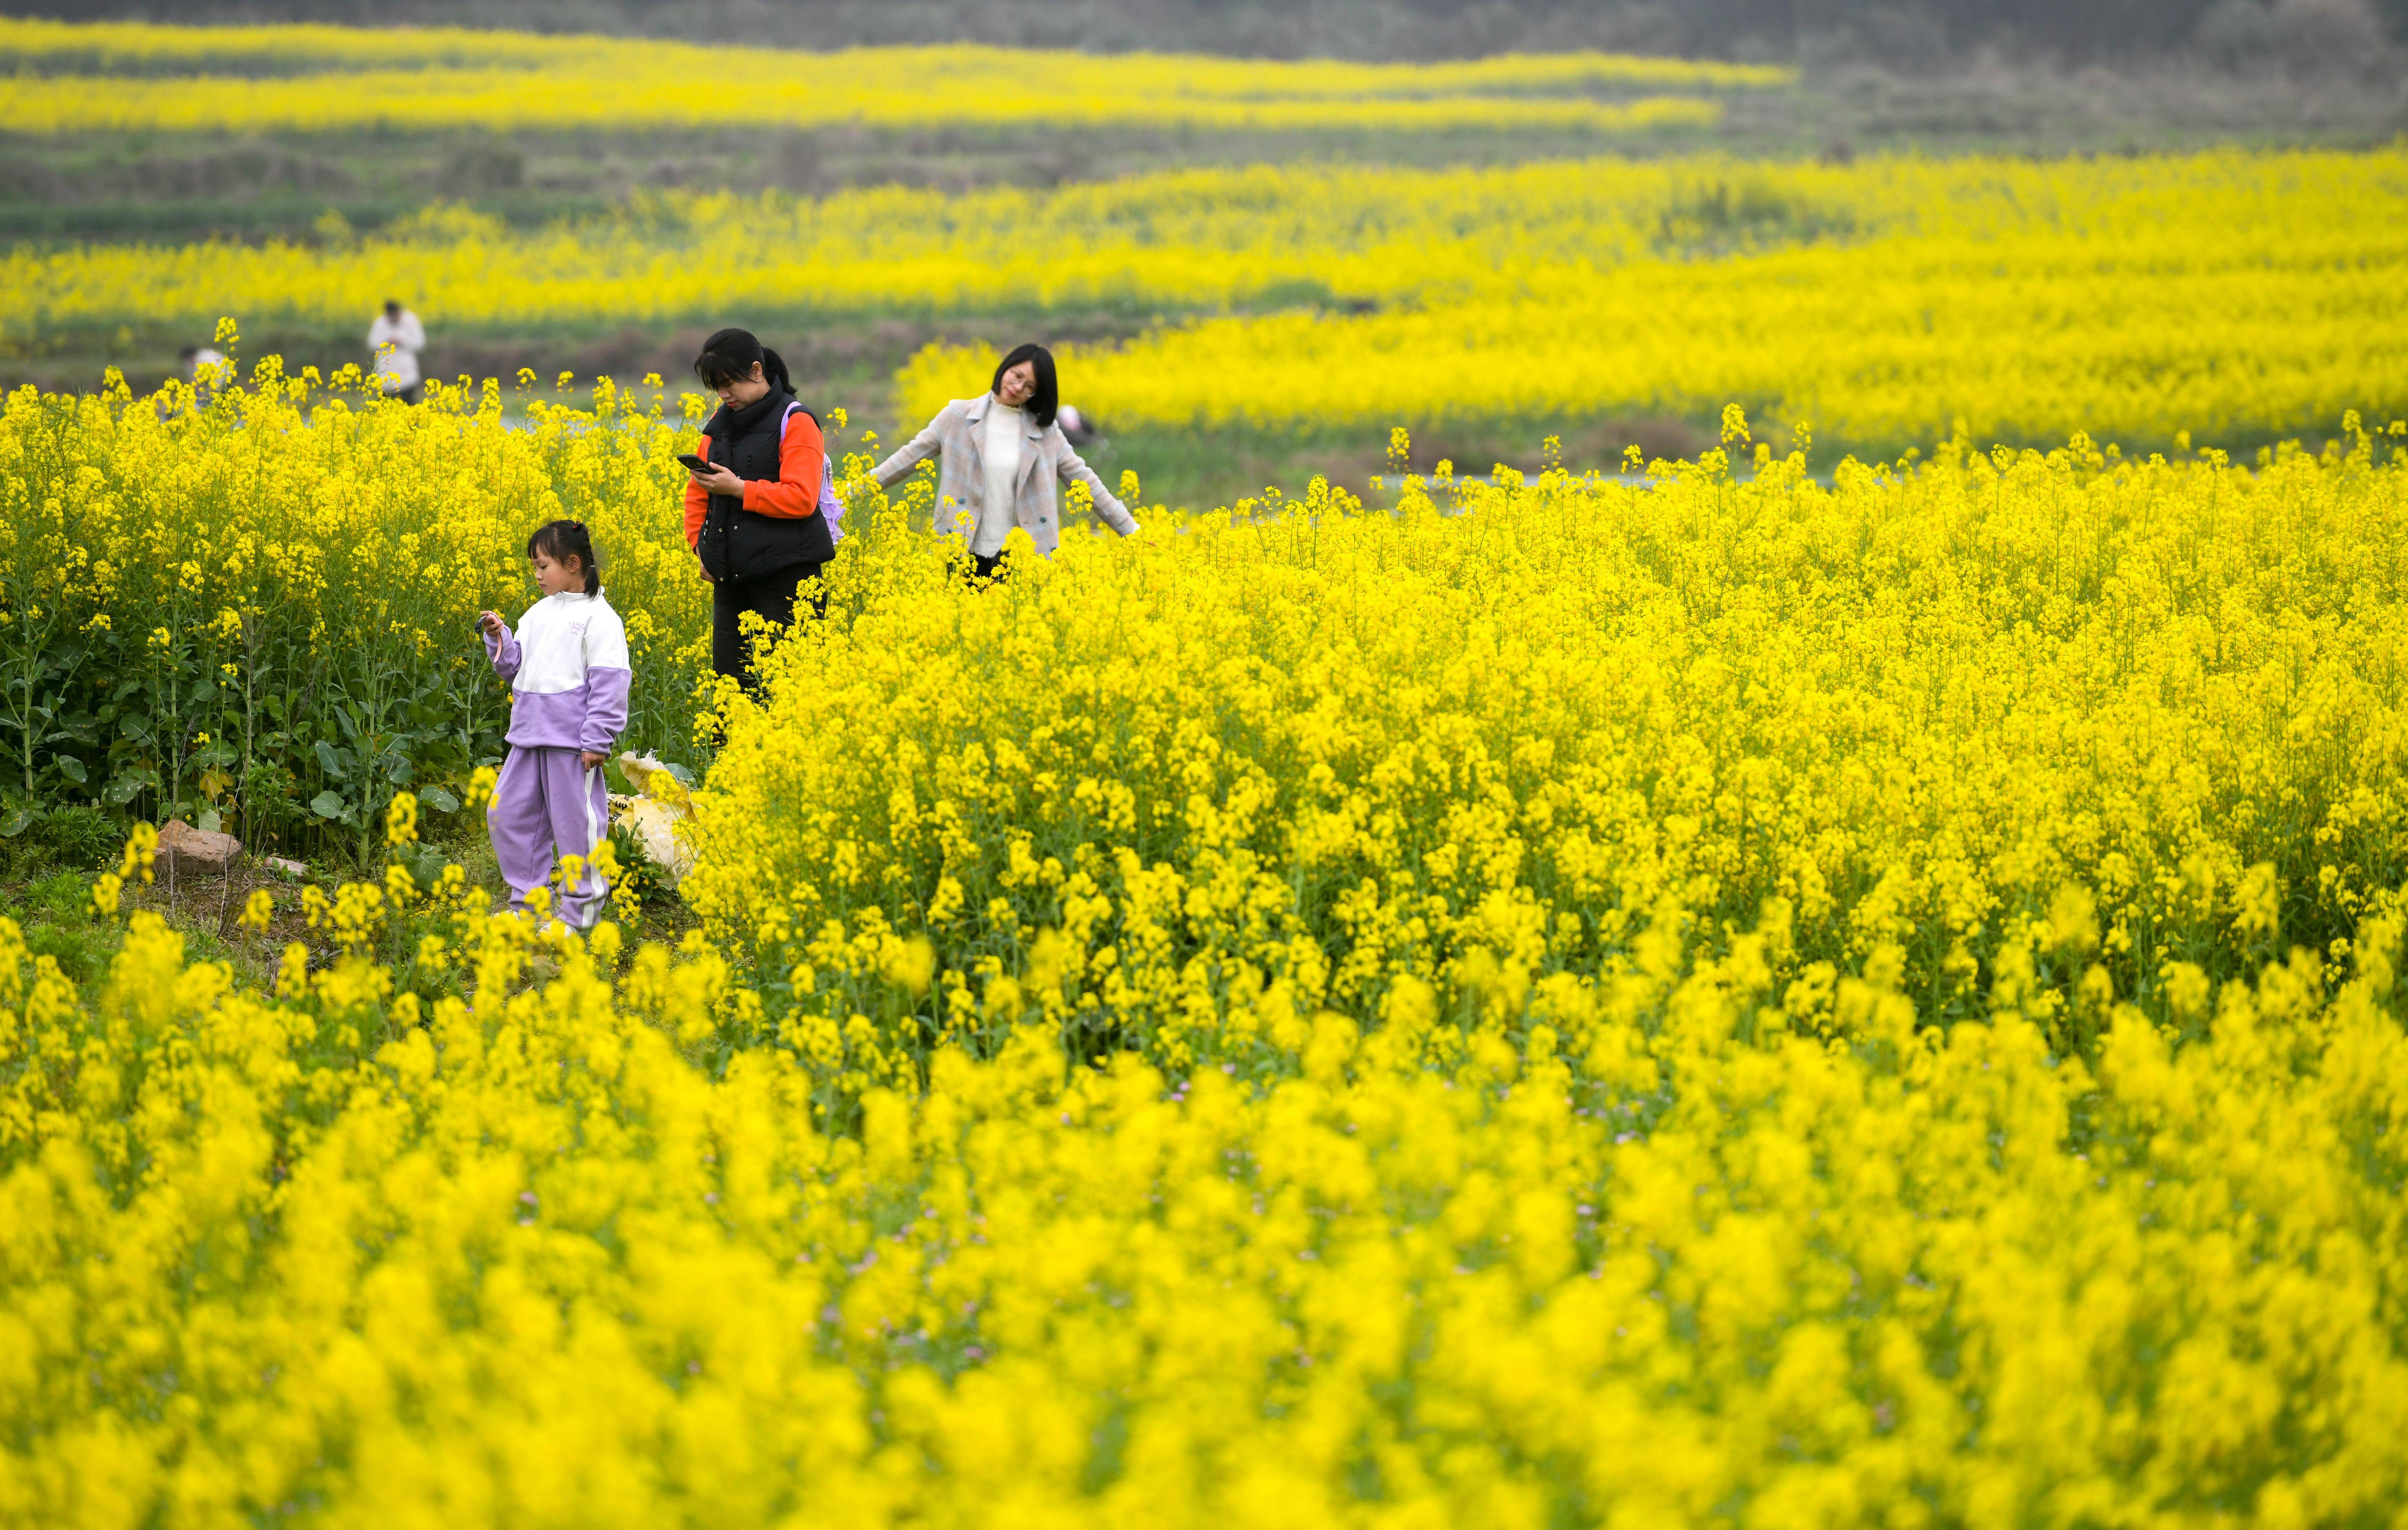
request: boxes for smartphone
[678,452,710,474]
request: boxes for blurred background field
[2,4,2404,503]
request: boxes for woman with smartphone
[680,328,842,686]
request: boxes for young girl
[478,520,629,930]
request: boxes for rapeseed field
[9,884,2407,1525]
[5,18,2408,1521]
[0,20,1765,136]
[4,380,2407,1523]
[13,150,2402,458]
[701,420,2408,1086]
[890,150,2408,452]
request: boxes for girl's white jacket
[483,589,631,752]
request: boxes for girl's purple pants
[488,746,611,928]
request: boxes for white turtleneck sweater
[974,400,1025,557]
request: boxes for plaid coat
[870,394,1137,555]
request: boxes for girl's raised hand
[479,610,505,638]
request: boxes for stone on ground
[158,818,243,873]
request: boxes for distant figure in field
[178,343,226,382]
[369,299,426,404]
[177,344,228,409]
[871,343,1137,580]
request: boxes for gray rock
[158,818,243,874]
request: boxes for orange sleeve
[682,431,712,547]
[742,410,825,519]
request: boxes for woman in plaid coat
[871,344,1140,578]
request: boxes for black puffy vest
[695,391,834,583]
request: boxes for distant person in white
[175,343,229,413]
[369,298,425,404]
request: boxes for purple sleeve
[821,455,846,546]
[486,625,521,681]
[582,667,630,753]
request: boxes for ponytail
[694,327,792,398]
[759,346,793,396]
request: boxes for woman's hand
[478,610,505,638]
[692,463,744,497]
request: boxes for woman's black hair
[694,327,792,397]
[991,342,1059,429]
[527,519,602,596]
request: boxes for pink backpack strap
[781,402,847,542]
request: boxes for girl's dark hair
[991,342,1059,429]
[694,327,792,396]
[527,519,602,595]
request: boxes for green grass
[1097,415,1726,508]
[2,863,266,991]
[13,869,116,988]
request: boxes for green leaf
[0,806,34,838]
[419,784,461,814]
[310,790,346,820]
[315,739,348,780]
[197,808,223,834]
[56,756,87,785]
[103,773,145,806]
[392,842,451,890]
